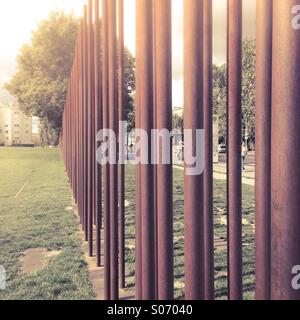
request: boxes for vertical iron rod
[136,0,156,300]
[118,0,126,289]
[203,0,214,300]
[227,0,243,300]
[83,6,89,242]
[135,5,142,298]
[102,0,111,300]
[255,0,272,301]
[184,0,205,300]
[108,0,119,300]
[87,0,94,257]
[94,0,102,268]
[271,0,300,300]
[154,0,173,300]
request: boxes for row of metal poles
[60,0,300,300]
[60,0,125,300]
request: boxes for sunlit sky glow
[0,0,256,106]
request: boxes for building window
[14,124,20,127]
[5,131,8,134]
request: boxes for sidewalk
[174,163,255,187]
[214,163,255,186]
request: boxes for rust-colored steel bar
[154,0,173,300]
[87,0,94,257]
[83,6,89,241]
[102,0,111,300]
[136,0,156,300]
[152,0,158,299]
[78,25,81,222]
[271,0,300,300]
[72,55,75,202]
[135,9,142,298]
[79,20,84,227]
[94,0,102,268]
[75,45,79,209]
[91,3,96,232]
[183,0,204,300]
[118,0,126,289]
[255,0,272,301]
[227,0,243,300]
[108,0,119,300]
[203,0,214,300]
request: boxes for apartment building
[0,103,33,146]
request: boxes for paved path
[174,163,255,187]
[73,203,135,300]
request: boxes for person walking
[241,141,248,171]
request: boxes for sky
[0,0,256,107]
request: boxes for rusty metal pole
[78,25,81,223]
[136,0,156,300]
[271,0,300,300]
[75,47,79,209]
[80,21,84,228]
[154,0,173,300]
[102,0,111,300]
[184,0,204,300]
[118,0,126,289]
[87,0,94,257]
[227,0,243,300]
[255,0,272,301]
[94,0,102,268]
[135,8,142,299]
[91,5,96,231]
[94,0,102,267]
[152,0,159,300]
[108,0,119,300]
[83,6,89,241]
[203,0,214,301]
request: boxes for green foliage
[242,38,256,140]
[6,11,80,146]
[172,114,184,131]
[213,38,256,142]
[124,48,136,132]
[213,64,227,141]
[6,10,136,145]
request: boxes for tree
[123,47,136,132]
[6,10,136,145]
[172,114,184,132]
[6,11,79,145]
[213,64,227,142]
[213,38,256,143]
[241,38,256,141]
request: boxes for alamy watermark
[292,5,300,30]
[96,121,204,176]
[292,265,300,290]
[0,265,6,290]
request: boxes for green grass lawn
[124,164,255,300]
[0,147,94,300]
[0,147,255,300]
